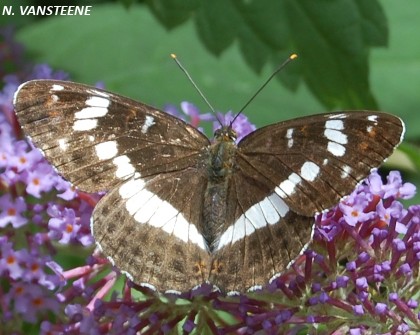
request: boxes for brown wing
[210,111,404,292]
[15,79,213,292]
[93,166,212,292]
[14,80,210,192]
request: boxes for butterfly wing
[93,167,212,292]
[14,80,210,192]
[14,80,213,291]
[210,112,404,292]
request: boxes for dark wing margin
[14,80,210,193]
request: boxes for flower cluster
[1,27,419,335]
[0,28,96,334]
[164,103,256,141]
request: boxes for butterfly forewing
[237,112,404,215]
[14,79,405,293]
[14,80,209,193]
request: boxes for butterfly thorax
[202,127,237,249]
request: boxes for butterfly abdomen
[202,136,237,250]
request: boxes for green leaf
[355,0,388,46]
[398,142,420,176]
[231,0,291,73]
[145,0,388,109]
[194,0,239,55]
[15,3,322,131]
[236,0,291,50]
[146,0,199,29]
[371,0,420,139]
[284,0,383,109]
[15,1,420,141]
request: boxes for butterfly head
[214,126,237,143]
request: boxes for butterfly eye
[228,128,237,141]
[214,128,222,138]
[214,128,236,142]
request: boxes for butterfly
[14,79,404,293]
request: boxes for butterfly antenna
[171,54,223,126]
[230,53,298,126]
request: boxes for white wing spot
[268,194,289,217]
[276,172,302,197]
[324,129,347,145]
[328,113,347,119]
[141,115,156,134]
[327,142,346,157]
[120,180,207,250]
[325,119,344,130]
[217,225,234,249]
[58,138,68,150]
[368,115,378,124]
[286,128,294,148]
[121,270,134,281]
[113,155,135,179]
[216,193,289,250]
[106,255,115,266]
[51,84,64,91]
[324,120,347,156]
[119,178,145,198]
[300,161,320,182]
[87,89,110,98]
[341,165,352,178]
[139,283,156,291]
[86,96,110,108]
[259,197,280,224]
[74,96,110,119]
[73,119,98,131]
[134,194,163,223]
[75,107,109,119]
[245,205,266,229]
[94,141,118,160]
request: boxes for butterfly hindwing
[93,169,211,292]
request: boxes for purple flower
[47,205,80,244]
[0,194,28,228]
[214,110,257,141]
[0,28,94,332]
[366,170,416,199]
[339,192,374,226]
[375,302,387,315]
[164,102,214,132]
[353,305,364,316]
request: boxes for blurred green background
[2,0,420,198]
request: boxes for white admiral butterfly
[14,79,404,293]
